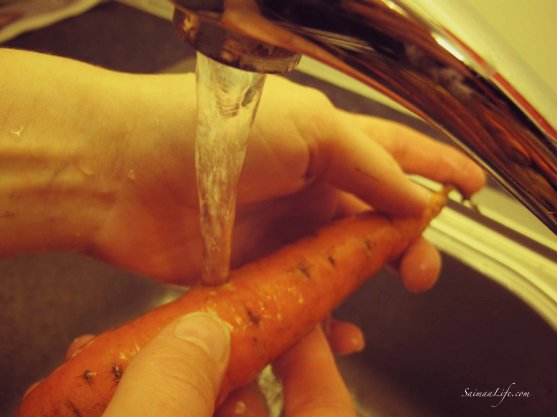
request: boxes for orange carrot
[16,187,450,417]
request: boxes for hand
[100,312,231,417]
[217,325,359,417]
[0,50,485,287]
[90,73,485,287]
[55,314,364,417]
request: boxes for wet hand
[50,317,363,417]
[1,50,484,291]
[90,74,485,289]
[217,325,359,417]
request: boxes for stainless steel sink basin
[335,254,557,417]
[0,252,182,416]
[1,251,556,416]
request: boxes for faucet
[171,0,557,234]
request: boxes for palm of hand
[90,77,342,284]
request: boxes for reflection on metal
[404,176,557,329]
[171,0,557,234]
[172,3,301,73]
[425,205,557,330]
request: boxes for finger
[325,319,365,356]
[313,117,431,215]
[233,182,339,267]
[397,237,442,292]
[66,334,95,360]
[346,113,486,197]
[333,191,440,293]
[274,327,357,417]
[333,191,370,218]
[102,312,230,417]
[215,382,269,417]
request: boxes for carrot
[16,187,450,417]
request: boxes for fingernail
[174,312,230,364]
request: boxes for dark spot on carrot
[66,401,82,417]
[0,211,15,218]
[111,364,123,383]
[327,255,336,266]
[297,261,311,279]
[245,307,261,325]
[82,370,95,386]
[364,238,376,256]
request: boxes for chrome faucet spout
[172,0,557,234]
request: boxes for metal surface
[171,0,557,233]
[172,2,301,73]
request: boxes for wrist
[86,70,200,255]
[0,49,129,255]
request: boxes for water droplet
[127,169,136,180]
[10,125,25,138]
[234,400,246,415]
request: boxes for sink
[335,255,557,417]
[2,3,556,416]
[0,252,183,416]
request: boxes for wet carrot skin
[17,188,448,417]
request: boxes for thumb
[102,312,231,417]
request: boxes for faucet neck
[173,0,557,233]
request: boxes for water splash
[195,52,266,285]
